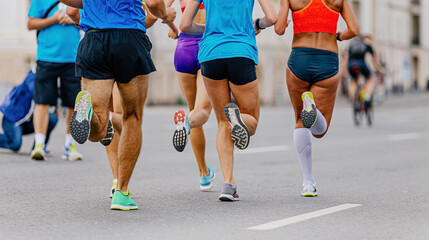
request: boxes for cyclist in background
[347,35,384,104]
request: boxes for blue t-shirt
[194,0,258,65]
[80,0,147,32]
[28,0,80,63]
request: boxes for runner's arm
[59,0,83,9]
[337,0,359,41]
[179,0,204,35]
[275,0,290,35]
[66,6,80,24]
[146,0,176,22]
[143,2,159,28]
[27,12,60,30]
[256,0,278,30]
[369,48,384,73]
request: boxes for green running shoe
[111,190,138,211]
[70,91,93,144]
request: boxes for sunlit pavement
[1,93,428,239]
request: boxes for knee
[122,111,142,125]
[313,132,326,139]
[9,138,22,152]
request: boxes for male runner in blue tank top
[59,0,176,210]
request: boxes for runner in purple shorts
[166,0,216,191]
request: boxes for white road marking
[388,133,420,141]
[236,145,290,155]
[248,204,362,231]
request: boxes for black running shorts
[76,29,156,83]
[35,61,81,107]
[200,57,257,85]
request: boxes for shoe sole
[110,204,138,211]
[100,120,114,146]
[173,110,187,152]
[61,154,82,161]
[219,194,239,201]
[200,183,213,191]
[200,171,216,191]
[224,103,250,150]
[70,91,92,144]
[301,193,318,197]
[301,92,317,129]
[31,151,45,161]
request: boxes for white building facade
[1,0,428,105]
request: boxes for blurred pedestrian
[27,0,82,161]
[0,70,58,154]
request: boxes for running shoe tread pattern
[173,110,187,152]
[224,103,250,150]
[70,91,92,144]
[301,92,317,129]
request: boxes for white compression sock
[35,133,46,147]
[294,128,315,185]
[310,109,327,136]
[65,134,75,147]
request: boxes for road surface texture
[1,93,428,239]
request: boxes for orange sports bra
[180,0,204,13]
[291,0,339,35]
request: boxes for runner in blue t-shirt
[27,0,83,161]
[59,0,176,211]
[180,0,278,202]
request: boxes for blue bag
[0,70,36,125]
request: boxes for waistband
[179,32,203,39]
[86,28,146,34]
[291,47,338,56]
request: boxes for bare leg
[365,76,375,96]
[81,78,115,142]
[229,81,260,136]
[203,78,234,183]
[178,72,211,176]
[105,84,122,180]
[33,104,50,135]
[115,75,148,192]
[66,108,73,135]
[348,78,358,102]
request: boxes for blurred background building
[1,0,428,105]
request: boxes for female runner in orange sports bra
[275,0,359,197]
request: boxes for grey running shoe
[301,91,317,128]
[100,115,114,146]
[224,103,250,150]
[219,183,239,201]
[70,91,93,144]
[301,181,317,197]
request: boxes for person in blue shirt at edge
[27,0,83,161]
[59,0,176,211]
[180,0,278,201]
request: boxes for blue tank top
[80,0,146,32]
[194,0,258,64]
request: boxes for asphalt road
[1,93,428,240]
